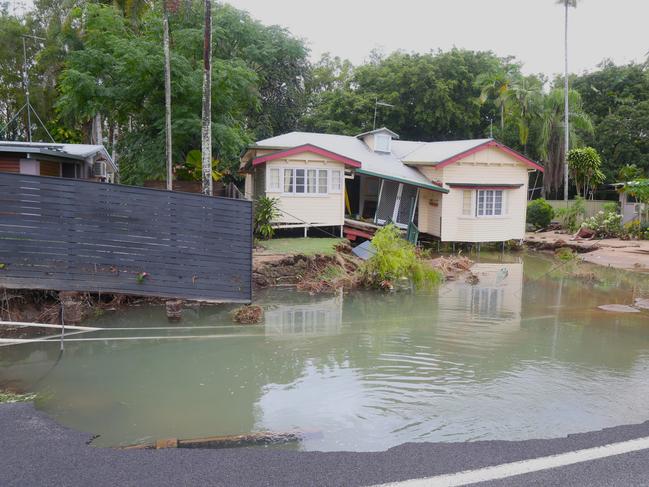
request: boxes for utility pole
[22,37,32,142]
[563,0,571,202]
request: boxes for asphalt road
[3,402,649,487]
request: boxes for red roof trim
[447,184,524,190]
[252,144,362,168]
[435,140,544,172]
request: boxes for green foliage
[622,220,649,240]
[581,206,623,238]
[254,196,279,240]
[617,164,644,183]
[175,150,222,182]
[555,196,586,232]
[568,147,605,197]
[0,391,37,404]
[361,224,441,290]
[555,247,577,262]
[526,198,555,229]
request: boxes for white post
[563,0,570,202]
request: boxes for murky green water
[1,253,649,451]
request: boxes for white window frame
[475,189,505,217]
[374,134,391,153]
[330,169,342,193]
[276,166,331,196]
[266,166,282,192]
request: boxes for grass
[0,391,37,404]
[257,237,344,256]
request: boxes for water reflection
[1,254,649,451]
[264,291,343,338]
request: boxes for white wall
[263,152,346,227]
[417,147,531,242]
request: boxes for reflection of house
[240,129,543,243]
[438,262,524,338]
[0,141,117,182]
[264,293,343,337]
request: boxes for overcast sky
[225,0,647,77]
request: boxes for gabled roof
[402,138,544,171]
[0,141,117,172]
[252,144,361,168]
[250,132,447,192]
[247,131,543,193]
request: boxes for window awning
[447,183,523,190]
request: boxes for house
[240,128,543,243]
[0,141,117,182]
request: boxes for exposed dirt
[525,231,649,272]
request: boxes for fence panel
[545,199,611,219]
[0,173,252,302]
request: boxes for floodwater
[1,253,649,452]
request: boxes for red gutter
[435,140,544,172]
[252,144,362,168]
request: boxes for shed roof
[0,141,117,172]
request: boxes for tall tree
[538,88,593,196]
[557,0,579,201]
[162,0,174,190]
[201,0,212,196]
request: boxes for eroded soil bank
[525,231,649,272]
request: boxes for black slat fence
[0,173,252,302]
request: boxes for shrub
[624,220,649,240]
[254,196,279,240]
[556,196,586,233]
[526,198,554,229]
[581,206,623,238]
[361,224,442,290]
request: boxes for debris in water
[597,304,640,313]
[634,298,649,310]
[121,430,321,450]
[232,305,263,324]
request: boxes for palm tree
[201,0,212,196]
[556,0,579,201]
[507,76,543,153]
[476,70,512,133]
[538,88,593,196]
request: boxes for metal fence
[0,173,252,303]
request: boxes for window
[374,134,391,153]
[331,170,342,193]
[282,168,330,195]
[284,169,293,192]
[267,167,281,191]
[462,190,472,215]
[476,190,504,216]
[318,169,328,193]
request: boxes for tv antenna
[0,34,55,143]
[373,99,394,130]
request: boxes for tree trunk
[92,113,103,145]
[563,0,570,202]
[163,5,173,191]
[201,0,213,196]
[500,104,504,133]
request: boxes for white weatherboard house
[240,128,543,243]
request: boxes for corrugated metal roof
[0,141,117,172]
[253,132,445,191]
[401,138,492,164]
